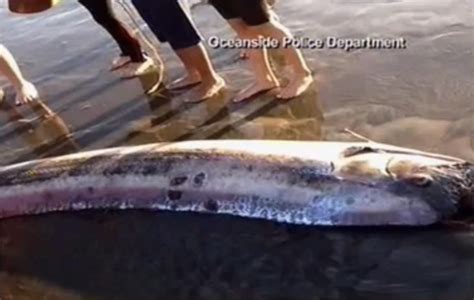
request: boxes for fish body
[0,140,472,226]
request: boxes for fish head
[330,146,474,224]
[385,158,473,215]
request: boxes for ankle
[295,67,312,78]
[187,71,202,80]
[201,74,222,85]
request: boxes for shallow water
[0,0,473,299]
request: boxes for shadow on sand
[0,210,473,300]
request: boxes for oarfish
[0,140,472,226]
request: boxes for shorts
[131,0,203,50]
[210,0,270,26]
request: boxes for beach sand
[0,0,473,299]
[0,0,472,165]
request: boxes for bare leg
[227,19,250,60]
[175,43,225,102]
[228,19,280,103]
[0,45,26,90]
[253,20,313,99]
[168,38,201,90]
[0,44,39,105]
[229,9,279,59]
[229,0,279,60]
[78,0,145,68]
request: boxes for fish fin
[344,128,376,143]
[341,146,383,158]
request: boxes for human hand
[15,80,39,106]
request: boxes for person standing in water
[210,0,313,102]
[77,0,153,78]
[0,44,39,106]
[131,0,225,102]
[238,0,278,60]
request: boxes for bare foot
[114,56,155,79]
[233,80,280,103]
[15,80,39,106]
[277,73,313,99]
[185,76,226,103]
[167,72,201,90]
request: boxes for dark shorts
[210,0,270,26]
[131,0,202,50]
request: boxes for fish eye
[404,174,433,187]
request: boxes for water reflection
[0,0,472,298]
[0,93,79,163]
[118,69,323,145]
[0,211,473,300]
[0,0,472,163]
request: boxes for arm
[0,44,39,105]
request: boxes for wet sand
[0,0,472,164]
[0,0,473,299]
[1,211,474,300]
